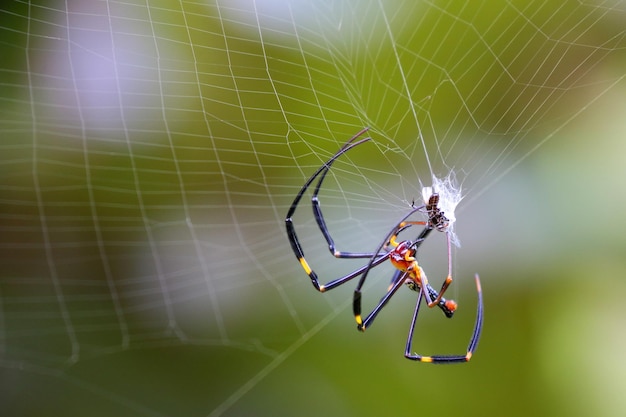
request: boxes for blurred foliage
[1,1,626,417]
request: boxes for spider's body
[388,240,419,274]
[285,128,483,363]
[388,239,458,318]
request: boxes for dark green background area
[1,1,625,416]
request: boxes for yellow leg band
[299,257,312,275]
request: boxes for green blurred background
[1,1,625,416]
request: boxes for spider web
[1,1,625,416]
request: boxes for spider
[285,128,483,363]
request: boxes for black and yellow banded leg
[404,274,483,363]
[284,128,377,291]
[353,270,408,330]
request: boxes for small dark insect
[285,128,483,363]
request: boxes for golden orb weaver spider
[285,128,483,363]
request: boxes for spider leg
[352,205,425,328]
[285,128,385,292]
[318,252,391,292]
[355,270,408,330]
[404,274,483,363]
[405,266,457,318]
[423,231,454,308]
[388,269,404,288]
[310,132,386,259]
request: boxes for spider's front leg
[286,128,392,293]
[353,270,408,331]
